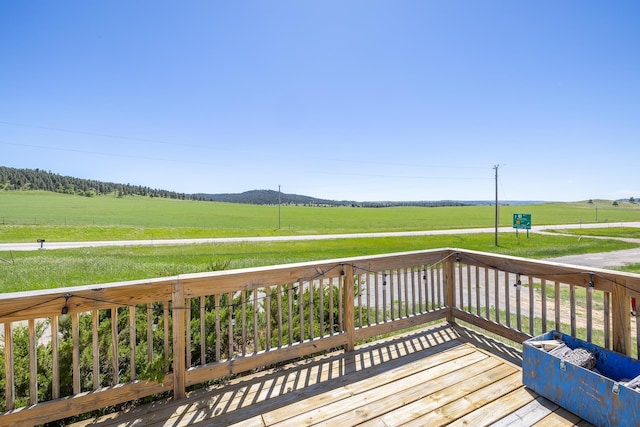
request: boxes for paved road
[543,243,640,269]
[3,222,640,269]
[0,227,524,251]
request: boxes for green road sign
[513,213,531,230]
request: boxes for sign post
[513,214,532,238]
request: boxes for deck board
[72,324,591,427]
[532,407,582,426]
[489,396,559,426]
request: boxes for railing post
[343,264,355,352]
[612,280,631,356]
[172,278,186,399]
[443,253,456,323]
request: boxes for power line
[0,140,223,167]
[0,120,208,150]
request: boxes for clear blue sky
[1,1,639,202]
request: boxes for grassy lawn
[549,227,640,239]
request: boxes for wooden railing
[1,248,640,426]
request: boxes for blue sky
[1,1,639,202]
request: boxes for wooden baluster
[318,280,324,337]
[185,298,191,368]
[4,323,14,410]
[382,272,388,322]
[554,281,561,332]
[389,270,396,320]
[310,281,315,339]
[515,274,522,331]
[570,284,576,337]
[112,307,119,385]
[403,267,409,317]
[298,283,304,343]
[266,287,272,349]
[253,289,259,353]
[484,268,490,319]
[466,264,472,311]
[147,304,153,364]
[494,269,500,324]
[604,292,611,349]
[475,266,481,316]
[93,310,100,390]
[457,262,463,311]
[373,274,379,323]
[241,290,247,355]
[529,276,535,335]
[587,281,593,343]
[72,312,80,394]
[504,272,511,328]
[130,306,136,379]
[358,274,363,327]
[200,296,206,364]
[163,301,170,372]
[29,319,37,404]
[541,279,547,334]
[172,280,186,400]
[276,284,283,346]
[51,316,59,399]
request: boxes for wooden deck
[73,324,591,427]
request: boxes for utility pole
[494,164,499,246]
[278,185,281,229]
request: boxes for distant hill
[194,190,355,206]
[0,166,549,207]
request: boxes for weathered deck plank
[490,396,559,426]
[533,407,583,426]
[71,324,589,427]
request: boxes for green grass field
[1,191,640,292]
[1,191,639,242]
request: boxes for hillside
[0,166,190,200]
[0,166,353,206]
[194,189,354,206]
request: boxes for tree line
[0,166,192,200]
